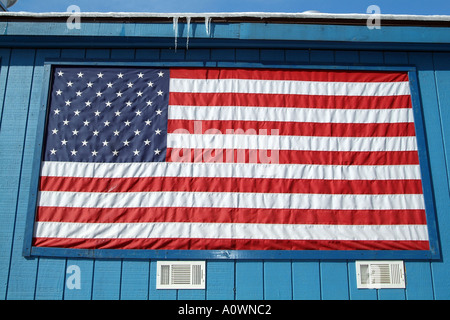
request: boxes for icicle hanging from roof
[171,14,213,50]
[205,15,212,36]
[172,16,179,51]
[186,16,191,50]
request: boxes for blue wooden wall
[1,29,450,300]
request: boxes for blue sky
[8,0,450,15]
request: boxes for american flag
[32,66,430,251]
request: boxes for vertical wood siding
[0,46,449,300]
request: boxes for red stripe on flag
[167,119,417,137]
[39,176,424,195]
[33,237,430,251]
[36,206,428,225]
[166,148,420,165]
[169,92,412,109]
[170,68,410,83]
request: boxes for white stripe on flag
[168,105,415,124]
[167,134,418,152]
[38,190,426,210]
[34,221,429,241]
[40,161,423,180]
[169,79,411,96]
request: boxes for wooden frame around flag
[22,60,441,260]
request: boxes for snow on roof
[0,11,449,22]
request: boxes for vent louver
[356,261,405,289]
[156,261,205,289]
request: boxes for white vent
[356,261,405,289]
[156,261,205,289]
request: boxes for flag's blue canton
[44,67,169,163]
